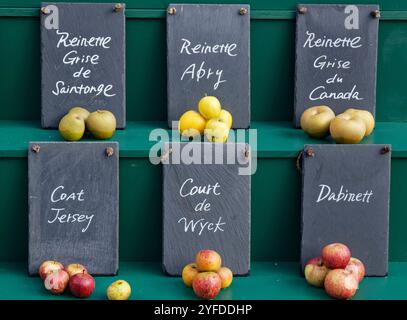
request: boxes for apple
[107,280,132,300]
[300,106,335,139]
[322,243,351,269]
[182,263,199,287]
[198,96,221,120]
[204,119,230,143]
[66,263,88,278]
[218,109,233,129]
[329,113,366,144]
[324,269,358,300]
[69,273,95,298]
[304,257,330,288]
[44,269,69,294]
[195,250,222,272]
[192,272,222,300]
[39,260,65,280]
[345,257,365,283]
[344,108,375,136]
[178,110,206,138]
[217,267,233,289]
[86,110,117,140]
[59,112,85,141]
[68,107,90,121]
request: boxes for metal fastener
[305,147,315,157]
[114,3,123,12]
[32,145,41,153]
[298,6,307,14]
[239,7,248,15]
[381,145,391,154]
[167,7,176,15]
[371,10,380,18]
[40,6,50,15]
[105,147,114,157]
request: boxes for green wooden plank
[0,262,406,299]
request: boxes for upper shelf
[1,120,407,158]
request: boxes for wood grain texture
[294,5,379,127]
[300,144,391,276]
[41,3,126,128]
[167,4,250,128]
[162,142,251,275]
[28,142,119,275]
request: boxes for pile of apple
[179,96,233,143]
[182,250,233,300]
[301,106,375,144]
[39,261,95,298]
[59,107,117,141]
[304,243,365,300]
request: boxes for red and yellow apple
[304,257,330,288]
[39,260,65,280]
[217,267,233,289]
[44,269,70,294]
[69,273,95,298]
[329,113,366,144]
[300,106,335,139]
[345,257,365,283]
[324,269,358,300]
[344,108,375,137]
[195,250,222,272]
[192,272,222,300]
[66,263,88,278]
[182,263,199,287]
[322,243,351,269]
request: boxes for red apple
[345,257,365,283]
[39,260,64,280]
[195,250,222,272]
[69,272,95,298]
[304,257,330,288]
[66,263,88,278]
[322,243,351,269]
[192,272,222,300]
[324,269,358,300]
[44,269,69,294]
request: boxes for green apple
[58,113,85,141]
[107,280,131,300]
[86,110,117,139]
[198,96,221,120]
[68,107,90,121]
[330,113,366,144]
[344,108,375,137]
[205,118,230,143]
[300,106,335,139]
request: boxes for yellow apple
[344,108,375,136]
[217,267,233,289]
[218,109,233,129]
[205,118,230,143]
[300,106,335,138]
[107,280,131,300]
[86,110,117,139]
[68,107,90,121]
[182,263,199,287]
[178,110,206,138]
[330,113,366,144]
[58,113,85,141]
[198,96,221,120]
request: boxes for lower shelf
[1,262,406,300]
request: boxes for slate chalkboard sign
[41,3,126,128]
[300,144,391,276]
[294,4,379,127]
[167,4,250,129]
[162,142,251,275]
[28,142,119,275]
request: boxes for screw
[167,7,176,15]
[239,7,248,15]
[31,145,41,153]
[114,3,123,12]
[381,146,391,154]
[371,10,380,18]
[105,147,114,157]
[244,148,250,158]
[305,147,315,157]
[298,6,307,14]
[41,6,50,15]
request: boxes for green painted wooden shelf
[0,121,407,158]
[0,262,406,300]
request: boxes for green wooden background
[0,1,407,263]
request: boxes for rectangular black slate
[162,142,251,275]
[300,144,391,276]
[167,4,250,129]
[294,4,379,127]
[28,142,119,275]
[41,3,126,128]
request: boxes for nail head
[105,147,114,157]
[41,6,50,15]
[371,10,380,18]
[298,6,307,14]
[114,3,123,12]
[32,145,41,153]
[167,7,177,15]
[239,8,248,15]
